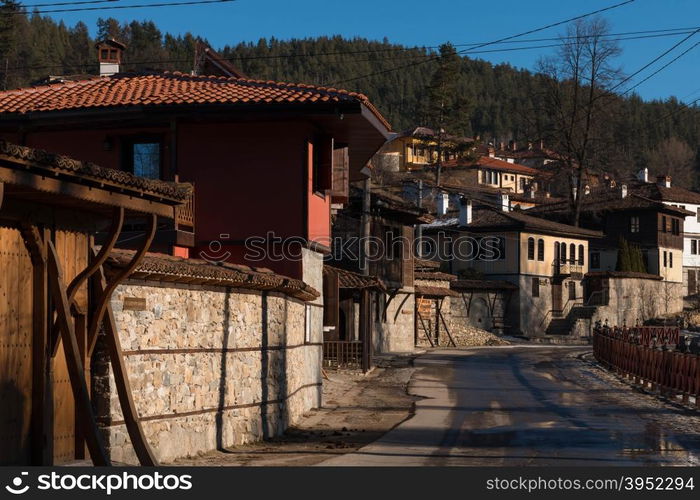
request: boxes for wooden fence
[593,325,700,408]
[323,341,364,370]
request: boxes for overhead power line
[621,40,700,95]
[0,0,234,15]
[2,27,690,74]
[611,27,700,93]
[19,0,119,8]
[331,0,636,85]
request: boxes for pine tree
[616,237,632,272]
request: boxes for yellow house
[376,127,467,172]
[422,206,602,339]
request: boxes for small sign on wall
[123,297,147,311]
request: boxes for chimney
[488,146,495,158]
[436,192,449,216]
[459,197,472,226]
[621,184,627,198]
[500,193,510,212]
[657,175,672,188]
[96,38,126,77]
[637,167,649,183]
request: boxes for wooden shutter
[331,143,349,203]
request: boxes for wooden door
[551,283,563,314]
[0,227,34,465]
[689,270,697,296]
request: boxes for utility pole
[416,179,423,259]
[360,176,371,276]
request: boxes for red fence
[593,325,700,408]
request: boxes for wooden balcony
[552,259,584,279]
[173,185,195,247]
[175,186,195,231]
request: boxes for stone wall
[588,276,684,327]
[373,287,415,353]
[448,291,509,335]
[93,281,323,463]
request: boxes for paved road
[322,346,700,466]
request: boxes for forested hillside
[1,2,699,183]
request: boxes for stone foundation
[93,282,322,463]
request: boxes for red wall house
[0,72,390,280]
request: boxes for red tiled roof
[108,249,320,301]
[441,155,540,176]
[323,265,385,290]
[475,156,540,175]
[0,72,391,130]
[415,285,459,298]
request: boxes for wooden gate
[0,228,89,465]
[0,227,32,465]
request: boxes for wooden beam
[435,298,441,346]
[46,240,110,466]
[88,214,156,356]
[22,225,53,465]
[438,307,457,347]
[392,292,411,323]
[416,307,435,347]
[0,166,176,218]
[93,259,159,466]
[50,207,124,357]
[382,288,399,322]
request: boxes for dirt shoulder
[171,364,418,466]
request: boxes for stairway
[542,304,598,343]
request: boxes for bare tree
[646,137,697,188]
[537,17,622,226]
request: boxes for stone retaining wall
[93,282,322,463]
[587,276,684,327]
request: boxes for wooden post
[26,226,52,465]
[359,289,371,373]
[414,293,419,346]
[46,240,110,466]
[50,208,124,357]
[92,263,159,466]
[73,310,88,460]
[88,214,155,355]
[434,298,441,346]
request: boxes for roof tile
[0,72,391,130]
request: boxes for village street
[321,346,700,466]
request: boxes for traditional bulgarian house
[374,126,471,172]
[322,265,384,371]
[325,185,430,356]
[627,171,700,296]
[0,42,391,392]
[529,188,692,286]
[421,200,602,340]
[0,40,390,285]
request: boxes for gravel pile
[449,324,510,346]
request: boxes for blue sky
[43,0,700,103]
